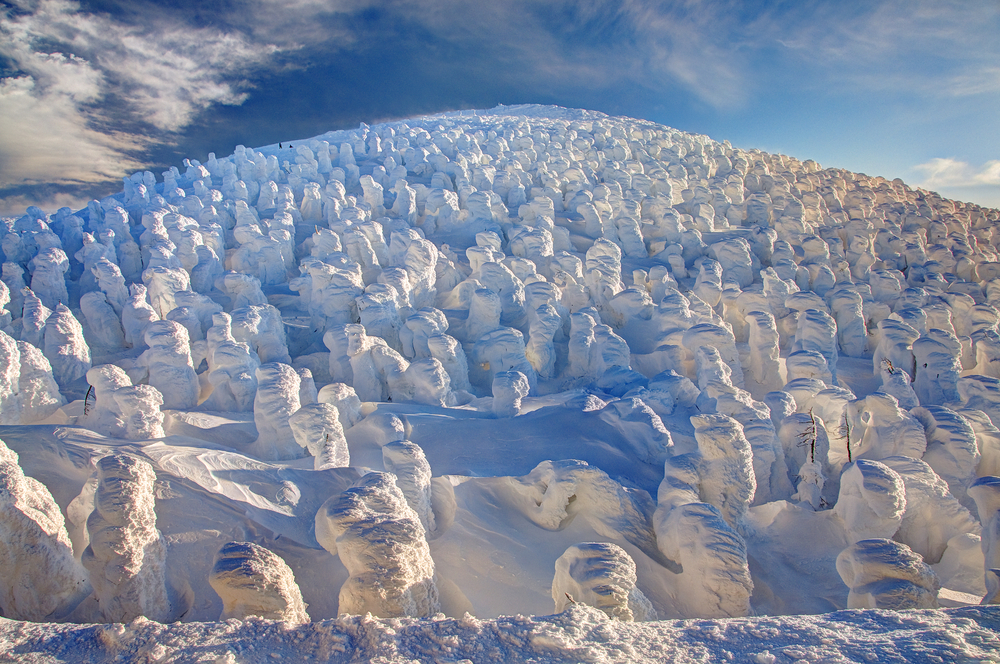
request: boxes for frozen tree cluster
[3,104,1000,625]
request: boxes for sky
[1,0,998,217]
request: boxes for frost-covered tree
[209,541,309,622]
[315,472,439,618]
[552,542,655,621]
[836,539,939,609]
[82,454,169,622]
[0,438,88,620]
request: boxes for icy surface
[2,103,1000,658]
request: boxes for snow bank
[7,602,998,663]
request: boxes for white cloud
[913,158,1000,189]
[770,0,1000,98]
[0,0,277,198]
[0,75,144,188]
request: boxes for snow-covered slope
[1,104,1000,660]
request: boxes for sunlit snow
[1,104,999,662]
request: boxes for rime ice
[82,454,169,622]
[209,541,309,622]
[0,438,88,620]
[5,104,1000,633]
[315,472,439,618]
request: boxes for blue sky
[1,0,998,216]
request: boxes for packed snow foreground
[1,104,1000,661]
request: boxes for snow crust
[2,103,1000,659]
[3,603,999,663]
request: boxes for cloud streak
[913,158,1000,189]
[767,0,1000,98]
[0,0,276,214]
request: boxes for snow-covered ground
[3,603,1000,663]
[1,104,1000,661]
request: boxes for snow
[1,103,1000,660]
[209,541,309,623]
[82,454,169,623]
[3,603,1000,663]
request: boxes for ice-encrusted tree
[552,542,655,621]
[0,331,22,425]
[653,451,754,619]
[382,441,435,534]
[250,362,303,461]
[289,402,349,469]
[690,413,756,528]
[833,459,906,544]
[209,541,309,623]
[493,370,530,418]
[0,438,89,621]
[113,384,166,439]
[836,538,940,609]
[316,382,364,429]
[16,340,65,423]
[135,320,199,410]
[82,454,170,623]
[315,472,439,618]
[969,476,1000,604]
[43,303,91,389]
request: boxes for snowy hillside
[1,104,1000,661]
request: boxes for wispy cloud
[946,67,1000,98]
[768,0,1000,98]
[249,0,751,109]
[913,158,1000,189]
[0,0,276,214]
